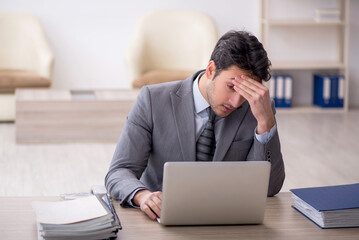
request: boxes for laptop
[158,161,271,226]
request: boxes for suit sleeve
[246,101,285,197]
[105,86,153,205]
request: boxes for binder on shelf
[313,74,344,108]
[291,183,359,229]
[270,75,293,108]
[268,77,275,100]
[275,75,284,106]
[284,76,293,107]
[338,76,345,106]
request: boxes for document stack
[313,74,344,108]
[32,195,121,240]
[291,183,359,229]
[315,8,340,22]
[268,75,293,108]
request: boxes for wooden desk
[1,193,358,240]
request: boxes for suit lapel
[213,101,250,161]
[170,75,200,161]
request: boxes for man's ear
[205,61,216,80]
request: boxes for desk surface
[1,192,358,240]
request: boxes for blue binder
[291,183,359,228]
[291,183,359,211]
[313,74,344,108]
[272,75,292,108]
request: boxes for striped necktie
[196,107,216,161]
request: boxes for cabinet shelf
[261,0,350,112]
[262,19,344,27]
[276,106,346,114]
[271,61,345,70]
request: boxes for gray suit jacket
[105,71,285,205]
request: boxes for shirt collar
[192,71,209,114]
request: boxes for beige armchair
[125,10,218,88]
[0,12,54,121]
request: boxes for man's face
[206,66,249,118]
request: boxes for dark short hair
[210,30,271,82]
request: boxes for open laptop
[158,161,271,226]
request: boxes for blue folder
[291,183,359,211]
[272,75,292,108]
[313,74,344,108]
[291,183,359,228]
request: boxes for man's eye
[227,84,234,90]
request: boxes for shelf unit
[261,0,350,113]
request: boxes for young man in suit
[105,30,285,220]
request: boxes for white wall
[0,0,260,89]
[1,0,359,107]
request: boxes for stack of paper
[32,195,121,240]
[291,183,359,228]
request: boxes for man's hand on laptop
[133,189,162,220]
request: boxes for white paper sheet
[32,195,108,224]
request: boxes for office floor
[1,110,359,196]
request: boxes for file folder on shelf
[313,74,344,108]
[269,75,293,108]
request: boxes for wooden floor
[1,110,359,196]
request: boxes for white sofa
[0,12,54,121]
[125,10,218,88]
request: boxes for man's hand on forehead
[232,75,275,134]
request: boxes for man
[105,30,285,220]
